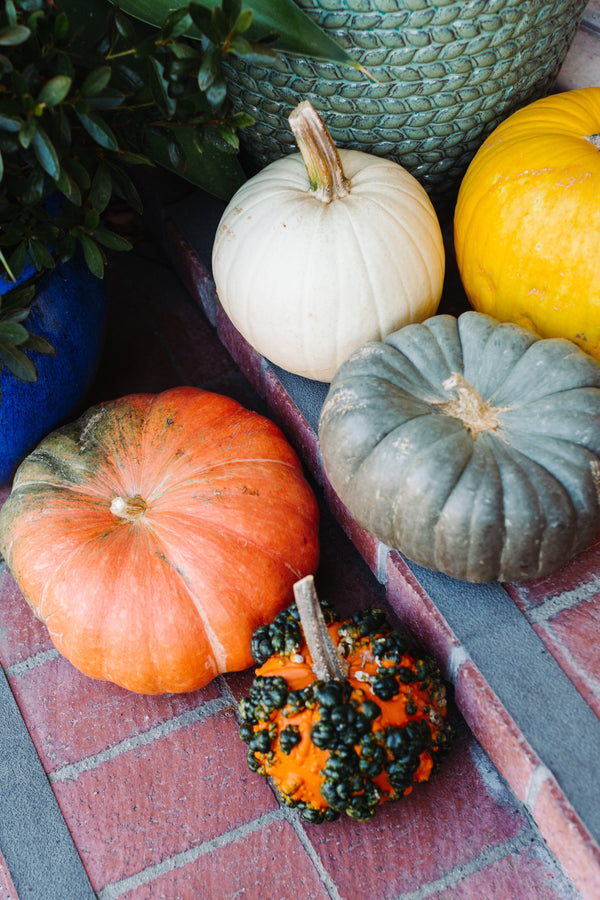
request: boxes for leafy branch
[0,0,280,387]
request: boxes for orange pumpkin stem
[288,101,350,204]
[293,575,349,681]
[590,133,600,150]
[110,494,148,521]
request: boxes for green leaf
[91,163,113,213]
[144,124,246,201]
[233,9,253,35]
[54,167,82,206]
[22,167,45,205]
[79,235,104,279]
[32,127,60,179]
[19,118,37,150]
[1,284,35,313]
[0,343,37,382]
[82,66,112,98]
[197,46,220,92]
[28,238,55,271]
[161,8,193,39]
[22,332,55,356]
[148,57,176,118]
[206,78,227,109]
[92,228,133,252]
[0,114,24,133]
[0,25,30,47]
[0,308,30,325]
[223,0,242,21]
[108,0,358,66]
[84,208,100,231]
[107,164,143,214]
[64,157,91,191]
[75,108,119,151]
[0,321,28,345]
[38,75,72,107]
[54,11,69,41]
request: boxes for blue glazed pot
[0,255,107,484]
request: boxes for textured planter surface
[225,0,587,208]
[0,256,106,484]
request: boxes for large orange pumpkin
[454,87,600,360]
[0,386,320,694]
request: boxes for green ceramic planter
[224,0,587,211]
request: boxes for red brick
[303,727,525,899]
[215,303,265,397]
[52,711,279,892]
[321,474,381,578]
[0,851,18,900]
[532,770,600,900]
[142,286,234,389]
[436,845,581,900]
[163,220,218,325]
[386,550,462,679]
[264,368,322,482]
[0,569,54,668]
[8,652,221,773]
[119,818,330,900]
[532,601,600,721]
[505,533,600,605]
[454,660,540,804]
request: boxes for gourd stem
[293,575,349,681]
[288,101,350,204]
[110,494,147,521]
[589,133,600,150]
[441,372,504,437]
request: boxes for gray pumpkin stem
[293,575,349,681]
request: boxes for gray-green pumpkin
[318,312,600,584]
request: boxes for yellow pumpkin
[454,87,600,361]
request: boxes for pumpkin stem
[441,373,505,437]
[288,101,350,204]
[293,575,350,681]
[589,133,600,150]
[110,494,147,521]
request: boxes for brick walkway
[0,214,589,899]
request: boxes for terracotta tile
[0,569,54,668]
[52,711,278,892]
[264,368,322,482]
[454,661,540,804]
[532,770,600,900]
[303,727,525,899]
[7,652,221,773]
[435,844,583,900]
[117,818,330,900]
[386,550,462,680]
[215,303,266,398]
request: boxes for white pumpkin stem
[441,373,506,438]
[293,575,349,681]
[110,494,147,521]
[288,101,350,204]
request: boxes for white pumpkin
[212,101,445,382]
